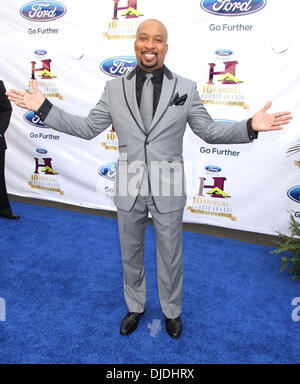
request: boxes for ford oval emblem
[287,186,300,203]
[34,49,47,56]
[205,165,222,173]
[200,0,266,16]
[24,111,48,128]
[20,1,67,22]
[36,148,48,154]
[100,56,137,78]
[215,49,233,57]
[98,163,117,181]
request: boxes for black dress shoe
[120,311,145,336]
[0,213,20,220]
[165,316,182,338]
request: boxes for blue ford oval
[215,49,233,57]
[287,186,300,203]
[205,165,222,173]
[200,0,266,16]
[34,49,47,56]
[36,148,48,155]
[98,163,117,181]
[20,1,67,22]
[100,56,137,78]
[24,111,48,128]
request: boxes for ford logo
[20,1,67,22]
[36,148,48,154]
[98,162,117,181]
[24,111,48,128]
[205,165,222,173]
[200,0,266,16]
[34,49,47,56]
[100,56,137,78]
[215,49,233,57]
[287,186,300,203]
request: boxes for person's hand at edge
[6,80,45,112]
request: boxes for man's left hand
[252,101,293,132]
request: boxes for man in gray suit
[7,19,292,338]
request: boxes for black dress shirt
[136,65,164,116]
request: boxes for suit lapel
[122,66,177,136]
[122,68,146,135]
[148,69,177,135]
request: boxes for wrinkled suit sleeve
[187,82,251,144]
[43,82,112,140]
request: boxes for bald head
[136,19,168,42]
[134,19,169,72]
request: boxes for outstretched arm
[188,85,293,144]
[6,80,112,140]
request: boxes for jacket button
[145,141,149,145]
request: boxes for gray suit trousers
[117,194,184,319]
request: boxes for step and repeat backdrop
[1,0,300,235]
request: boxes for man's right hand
[6,80,45,112]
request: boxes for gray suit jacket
[44,66,251,213]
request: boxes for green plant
[272,213,300,281]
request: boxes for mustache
[141,51,158,55]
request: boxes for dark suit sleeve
[0,81,12,137]
[36,98,53,121]
[247,118,258,140]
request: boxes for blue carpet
[0,201,299,364]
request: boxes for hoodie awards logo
[26,52,63,100]
[101,126,119,151]
[103,0,144,40]
[186,174,237,221]
[200,50,249,109]
[28,151,64,195]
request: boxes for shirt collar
[136,64,165,84]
